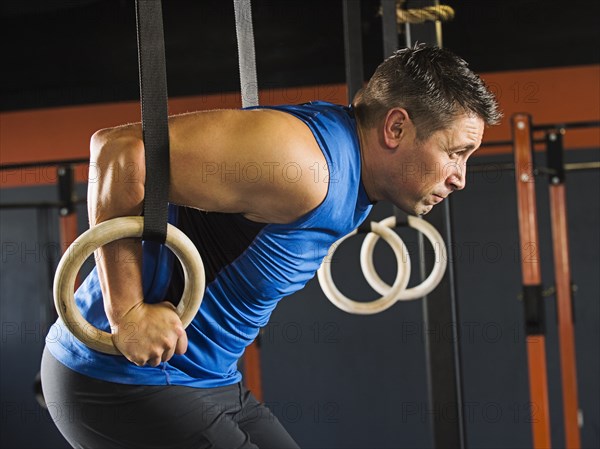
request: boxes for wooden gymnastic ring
[360,215,447,300]
[53,216,205,355]
[317,221,411,315]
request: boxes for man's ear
[383,108,410,149]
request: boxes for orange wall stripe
[480,65,599,155]
[0,86,348,188]
[2,65,599,188]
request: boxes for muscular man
[42,44,501,448]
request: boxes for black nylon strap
[135,0,170,243]
[381,0,399,58]
[522,284,546,335]
[393,208,409,228]
[546,131,565,184]
[357,221,372,234]
[343,0,365,103]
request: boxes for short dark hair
[353,44,502,140]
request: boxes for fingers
[158,326,188,363]
[146,356,163,368]
[175,330,188,356]
[130,338,183,367]
[131,331,187,367]
[113,301,189,367]
[156,329,188,364]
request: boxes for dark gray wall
[0,185,90,449]
[259,148,600,448]
[0,149,598,448]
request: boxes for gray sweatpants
[41,347,299,449]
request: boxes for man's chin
[394,202,434,217]
[415,203,434,216]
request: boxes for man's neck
[355,119,380,203]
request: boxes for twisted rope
[397,4,454,24]
[380,0,455,24]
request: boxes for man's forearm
[88,128,146,328]
[95,240,144,327]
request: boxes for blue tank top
[45,101,373,387]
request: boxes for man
[42,44,501,448]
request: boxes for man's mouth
[432,194,446,204]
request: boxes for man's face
[391,114,485,216]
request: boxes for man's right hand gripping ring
[53,216,205,355]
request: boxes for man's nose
[447,163,466,191]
